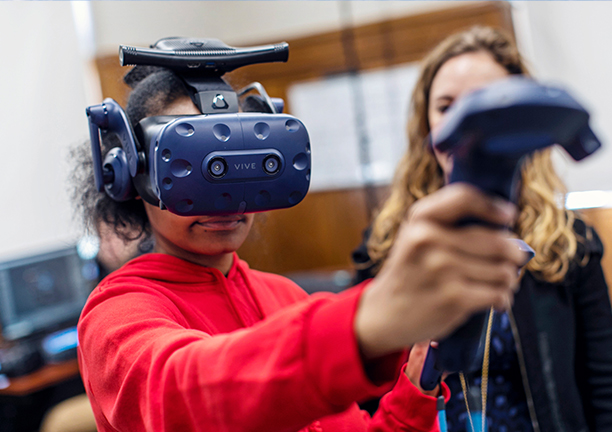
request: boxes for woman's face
[428,51,510,179]
[143,97,254,271]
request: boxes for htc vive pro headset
[87,37,311,215]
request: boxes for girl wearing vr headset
[73,60,526,431]
[354,27,612,431]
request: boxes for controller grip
[437,311,489,373]
[420,344,442,391]
[419,311,489,391]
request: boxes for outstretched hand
[354,184,526,359]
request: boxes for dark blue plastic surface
[87,99,311,215]
[150,113,310,215]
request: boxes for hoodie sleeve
[78,278,443,432]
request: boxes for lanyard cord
[459,307,495,432]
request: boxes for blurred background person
[353,26,612,431]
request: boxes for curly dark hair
[70,66,191,243]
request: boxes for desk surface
[0,359,80,397]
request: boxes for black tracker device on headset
[87,37,311,215]
[419,76,602,391]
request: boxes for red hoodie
[78,253,448,431]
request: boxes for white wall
[91,1,457,54]
[1,1,611,261]
[511,1,612,193]
[0,2,91,260]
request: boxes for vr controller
[87,37,311,216]
[419,76,602,391]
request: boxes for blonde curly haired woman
[353,26,612,431]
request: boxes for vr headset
[420,76,602,391]
[87,37,311,215]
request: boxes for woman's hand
[354,184,526,359]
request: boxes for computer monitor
[0,246,98,341]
